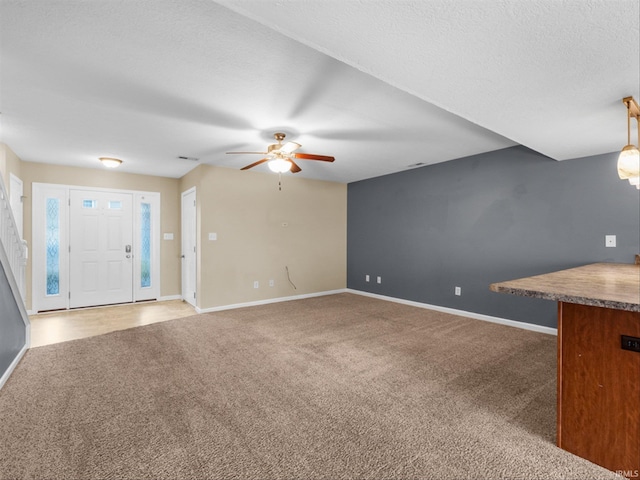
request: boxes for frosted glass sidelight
[140,203,151,288]
[46,198,60,295]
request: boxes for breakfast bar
[491,262,640,477]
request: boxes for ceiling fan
[226,133,335,173]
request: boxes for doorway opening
[181,187,197,308]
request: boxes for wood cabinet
[557,302,640,475]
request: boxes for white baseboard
[158,295,183,302]
[0,344,28,390]
[191,288,556,336]
[346,289,557,336]
[196,289,349,314]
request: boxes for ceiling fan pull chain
[278,172,282,191]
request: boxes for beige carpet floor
[0,293,621,479]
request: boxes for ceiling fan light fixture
[268,158,292,173]
[229,132,334,174]
[99,157,123,168]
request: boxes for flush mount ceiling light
[617,96,640,189]
[99,157,123,168]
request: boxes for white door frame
[181,187,197,307]
[32,183,161,312]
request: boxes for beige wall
[180,165,347,310]
[20,161,183,309]
[4,144,346,311]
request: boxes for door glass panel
[83,199,97,208]
[108,200,122,210]
[140,203,151,288]
[46,198,60,295]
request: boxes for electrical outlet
[455,286,461,296]
[253,281,259,289]
[377,276,382,284]
[269,279,274,287]
[621,335,640,353]
[605,235,616,247]
[365,274,370,282]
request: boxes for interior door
[181,188,196,307]
[69,190,133,308]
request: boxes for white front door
[181,188,196,307]
[69,190,133,308]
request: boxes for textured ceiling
[1,0,638,182]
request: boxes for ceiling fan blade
[226,151,268,155]
[280,141,302,154]
[294,152,335,162]
[240,158,269,170]
[289,159,302,173]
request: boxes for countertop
[490,263,640,312]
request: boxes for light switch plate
[163,233,174,240]
[209,232,217,241]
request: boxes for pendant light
[617,97,640,189]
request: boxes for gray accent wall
[347,146,640,329]
[0,261,25,380]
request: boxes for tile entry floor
[29,300,197,348]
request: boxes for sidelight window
[45,198,60,295]
[140,203,151,288]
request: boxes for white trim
[181,187,197,308]
[0,344,28,390]
[196,289,348,314]
[194,288,557,335]
[196,288,558,336]
[159,294,183,301]
[346,289,557,336]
